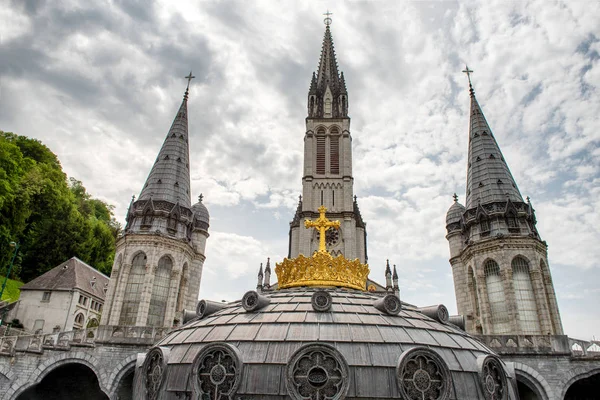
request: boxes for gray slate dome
[134,287,517,399]
[192,197,210,225]
[446,200,465,225]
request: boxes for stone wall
[0,325,167,399]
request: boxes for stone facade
[288,25,367,263]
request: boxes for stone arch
[315,125,327,134]
[512,362,551,400]
[10,354,108,399]
[559,366,600,399]
[0,364,15,383]
[328,125,341,134]
[128,250,147,266]
[107,354,138,399]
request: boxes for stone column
[108,263,131,325]
[502,267,519,333]
[163,269,180,328]
[530,267,551,335]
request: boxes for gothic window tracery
[192,343,243,399]
[147,256,173,327]
[478,356,508,400]
[144,347,167,400]
[286,343,349,400]
[119,252,146,325]
[396,347,452,400]
[512,256,541,334]
[484,259,510,334]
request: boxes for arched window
[74,313,85,327]
[329,128,339,175]
[316,128,326,174]
[512,256,541,334]
[119,252,146,325]
[480,218,490,234]
[147,255,173,326]
[324,98,332,116]
[484,259,510,334]
[167,213,178,231]
[506,213,518,229]
[141,210,153,226]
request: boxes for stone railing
[568,337,600,358]
[0,325,170,357]
[475,334,571,355]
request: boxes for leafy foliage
[0,275,24,302]
[0,131,119,281]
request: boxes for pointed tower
[446,68,562,336]
[289,20,367,263]
[102,81,210,328]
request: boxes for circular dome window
[396,347,452,400]
[192,343,243,399]
[286,343,349,400]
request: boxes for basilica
[0,18,599,400]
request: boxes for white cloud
[1,0,599,338]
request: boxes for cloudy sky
[2,0,599,339]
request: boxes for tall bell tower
[288,17,367,263]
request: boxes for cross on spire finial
[462,65,475,96]
[185,71,195,91]
[453,193,458,202]
[198,193,203,202]
[323,10,333,26]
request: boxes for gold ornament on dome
[275,206,370,291]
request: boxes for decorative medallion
[316,228,340,247]
[287,343,349,400]
[396,347,452,400]
[311,290,333,312]
[478,356,507,400]
[192,343,243,400]
[144,347,167,400]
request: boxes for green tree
[0,131,117,281]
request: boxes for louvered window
[330,134,339,174]
[120,253,146,325]
[480,219,490,233]
[484,259,511,334]
[316,134,326,175]
[147,256,173,327]
[512,257,541,334]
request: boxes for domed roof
[192,194,209,225]
[137,287,517,399]
[446,199,465,225]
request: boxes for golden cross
[304,205,340,252]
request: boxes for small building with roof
[9,257,109,333]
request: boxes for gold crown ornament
[275,206,370,290]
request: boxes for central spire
[308,20,348,118]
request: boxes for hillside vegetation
[0,131,119,281]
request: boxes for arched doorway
[565,372,600,400]
[517,379,539,400]
[114,365,135,400]
[17,363,108,400]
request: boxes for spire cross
[304,205,340,252]
[462,65,474,87]
[198,193,203,202]
[185,71,195,90]
[323,10,333,26]
[453,193,458,202]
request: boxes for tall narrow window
[321,190,324,206]
[332,190,335,206]
[325,98,332,116]
[119,252,146,325]
[484,259,510,334]
[512,257,541,334]
[330,132,339,174]
[480,219,490,233]
[316,130,326,174]
[147,256,173,327]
